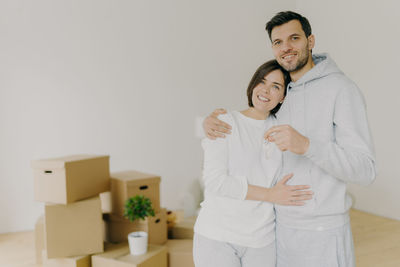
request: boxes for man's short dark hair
[265,11,312,40]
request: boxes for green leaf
[123,195,156,222]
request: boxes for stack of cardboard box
[33,154,195,267]
[32,155,110,267]
[103,170,167,245]
[92,170,169,267]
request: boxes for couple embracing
[193,11,376,267]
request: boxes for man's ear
[308,34,315,51]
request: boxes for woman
[193,60,313,267]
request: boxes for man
[203,11,376,267]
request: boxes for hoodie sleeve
[304,82,376,186]
[201,113,248,200]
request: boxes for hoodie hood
[290,53,343,89]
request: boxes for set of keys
[263,134,274,160]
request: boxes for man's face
[270,20,314,73]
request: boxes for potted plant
[123,195,155,255]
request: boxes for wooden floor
[0,209,399,267]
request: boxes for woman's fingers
[291,190,313,197]
[284,201,305,206]
[290,185,311,191]
[291,195,313,201]
[280,188,313,206]
[291,201,305,206]
[279,173,294,185]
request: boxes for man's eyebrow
[272,33,301,43]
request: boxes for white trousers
[276,222,355,267]
[193,233,276,267]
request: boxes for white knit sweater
[194,111,282,248]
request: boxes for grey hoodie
[275,53,376,230]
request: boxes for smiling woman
[245,60,291,120]
[193,60,313,267]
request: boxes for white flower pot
[128,231,148,255]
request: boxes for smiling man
[203,11,376,267]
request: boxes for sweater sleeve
[201,113,248,200]
[304,82,377,186]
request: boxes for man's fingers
[205,118,230,133]
[207,130,225,139]
[211,108,227,117]
[212,131,226,138]
[264,124,292,140]
[215,124,231,134]
[209,117,232,133]
[220,122,232,131]
[264,126,278,137]
[264,125,286,138]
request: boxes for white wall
[295,0,400,220]
[0,0,295,233]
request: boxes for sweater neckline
[234,111,270,128]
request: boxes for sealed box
[104,208,167,245]
[42,250,91,267]
[45,196,103,258]
[32,154,110,204]
[92,242,167,267]
[35,215,45,264]
[111,170,160,216]
[168,216,196,239]
[166,239,194,267]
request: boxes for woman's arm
[202,113,313,205]
[246,173,313,206]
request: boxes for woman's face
[251,69,285,114]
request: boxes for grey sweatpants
[276,222,355,267]
[193,233,276,267]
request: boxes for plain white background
[0,0,399,233]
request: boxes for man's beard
[280,47,310,73]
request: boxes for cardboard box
[92,242,167,267]
[35,215,45,264]
[42,250,91,267]
[32,154,110,204]
[111,170,161,216]
[104,209,167,245]
[168,216,196,239]
[166,239,194,267]
[45,196,104,258]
